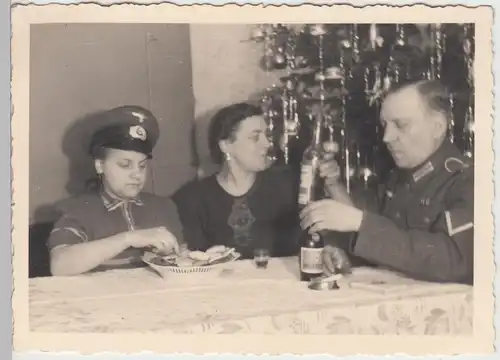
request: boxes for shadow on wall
[62,110,108,196]
[30,110,108,277]
[193,107,221,179]
[32,110,108,224]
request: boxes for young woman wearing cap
[172,103,338,260]
[47,106,182,276]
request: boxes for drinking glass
[253,248,270,269]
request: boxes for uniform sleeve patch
[444,209,473,236]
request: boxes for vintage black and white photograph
[12,3,494,356]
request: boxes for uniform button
[395,212,401,218]
[424,217,430,224]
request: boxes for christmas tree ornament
[463,104,474,158]
[368,24,383,51]
[394,24,407,48]
[338,40,353,193]
[315,72,326,82]
[259,28,276,71]
[281,77,301,164]
[383,72,391,92]
[350,24,361,64]
[274,51,287,69]
[430,24,445,80]
[325,66,343,80]
[251,26,266,41]
[341,39,351,49]
[261,90,275,136]
[462,24,474,158]
[363,66,371,98]
[294,55,309,69]
[448,93,456,143]
[365,63,384,107]
[463,24,474,88]
[284,30,298,70]
[323,138,337,153]
[309,24,327,37]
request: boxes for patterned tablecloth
[29,257,473,334]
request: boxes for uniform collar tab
[407,139,461,186]
[412,161,435,183]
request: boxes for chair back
[29,222,53,278]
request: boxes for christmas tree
[250,23,475,193]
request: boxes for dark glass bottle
[298,111,325,282]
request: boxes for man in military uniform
[300,80,474,284]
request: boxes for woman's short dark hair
[208,102,263,164]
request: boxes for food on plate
[206,245,227,254]
[144,245,239,269]
[188,251,211,261]
[192,259,210,267]
[208,248,234,262]
[175,257,195,267]
[178,247,190,258]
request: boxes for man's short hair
[386,79,452,122]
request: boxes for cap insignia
[129,125,147,141]
[131,111,146,123]
[412,161,434,183]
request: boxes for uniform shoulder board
[444,156,472,173]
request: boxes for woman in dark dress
[172,103,337,259]
[48,106,182,276]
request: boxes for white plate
[141,250,241,278]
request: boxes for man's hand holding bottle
[304,140,359,275]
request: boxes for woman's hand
[126,227,180,255]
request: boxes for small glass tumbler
[253,248,270,269]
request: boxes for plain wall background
[29,23,281,224]
[189,24,282,177]
[29,23,196,223]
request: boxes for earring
[224,152,231,161]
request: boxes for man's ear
[432,113,448,139]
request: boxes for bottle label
[300,247,323,274]
[298,164,314,205]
